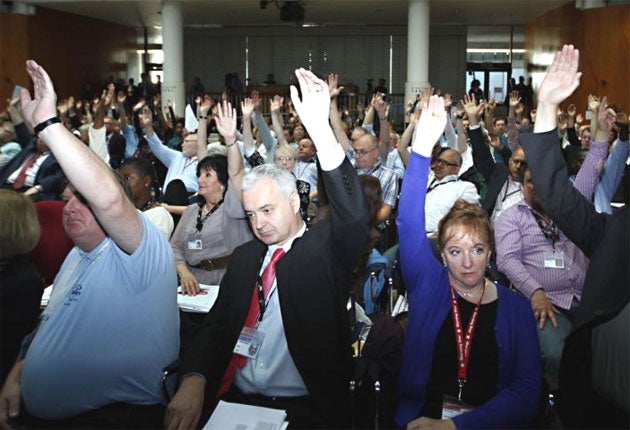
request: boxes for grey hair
[242,163,297,201]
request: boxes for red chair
[29,200,75,285]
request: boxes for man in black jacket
[165,68,369,430]
[520,44,628,428]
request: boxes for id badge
[233,327,265,359]
[441,394,474,419]
[187,239,202,250]
[544,252,564,269]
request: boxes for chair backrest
[29,200,74,285]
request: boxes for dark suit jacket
[469,127,511,215]
[521,128,629,427]
[0,123,64,200]
[179,158,369,427]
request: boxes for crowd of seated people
[0,43,628,430]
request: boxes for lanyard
[501,177,521,203]
[182,156,197,173]
[530,209,559,250]
[450,283,485,401]
[427,178,457,193]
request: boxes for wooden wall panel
[526,3,630,114]
[0,13,31,103]
[1,7,137,102]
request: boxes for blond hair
[0,190,41,259]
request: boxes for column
[405,0,430,105]
[161,0,185,117]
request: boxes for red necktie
[217,248,285,397]
[13,154,38,189]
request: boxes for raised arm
[523,45,608,256]
[291,68,367,269]
[327,73,352,152]
[20,60,142,253]
[507,91,522,152]
[240,98,257,158]
[270,95,289,146]
[464,94,495,181]
[373,94,391,160]
[362,94,376,127]
[573,98,615,199]
[397,110,418,167]
[595,112,629,213]
[250,90,276,153]
[196,95,212,160]
[398,95,447,291]
[215,100,245,201]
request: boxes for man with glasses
[425,148,479,233]
[463,92,525,223]
[352,132,397,223]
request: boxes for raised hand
[57,99,68,116]
[270,95,283,113]
[485,98,496,112]
[587,94,601,112]
[199,94,212,118]
[462,94,484,124]
[567,103,576,117]
[575,113,583,125]
[289,68,331,131]
[411,95,447,157]
[241,98,254,118]
[373,94,389,118]
[117,90,126,104]
[595,96,616,134]
[443,93,453,109]
[509,90,521,108]
[537,44,582,106]
[19,60,58,128]
[327,73,345,99]
[104,83,115,107]
[250,90,262,112]
[133,98,146,112]
[489,132,502,149]
[138,105,153,131]
[214,100,237,143]
[418,86,433,110]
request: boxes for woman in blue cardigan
[395,95,541,429]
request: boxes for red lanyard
[450,283,485,401]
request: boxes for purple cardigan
[395,152,541,429]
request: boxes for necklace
[453,279,489,298]
[139,199,157,212]
[196,198,224,232]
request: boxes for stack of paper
[177,284,220,313]
[203,401,288,430]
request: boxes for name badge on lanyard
[544,251,564,269]
[234,327,265,359]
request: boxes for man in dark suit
[0,110,63,201]
[520,44,628,428]
[464,93,524,223]
[165,69,369,429]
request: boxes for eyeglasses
[354,148,377,156]
[275,156,294,163]
[435,158,460,168]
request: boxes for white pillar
[405,0,430,105]
[161,0,185,117]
